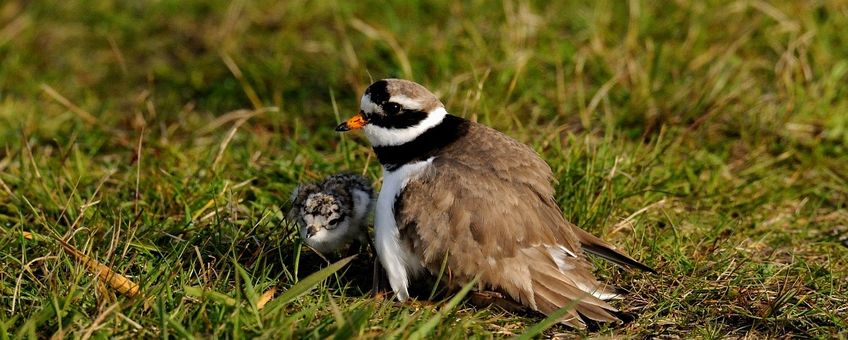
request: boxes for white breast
[375,158,433,301]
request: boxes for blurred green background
[1,0,846,338]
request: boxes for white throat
[374,158,432,301]
[363,107,447,147]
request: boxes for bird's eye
[327,218,339,225]
[383,102,402,115]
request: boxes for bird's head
[297,192,350,241]
[335,79,447,147]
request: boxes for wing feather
[395,122,634,326]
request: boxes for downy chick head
[290,173,374,254]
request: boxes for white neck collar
[363,107,448,147]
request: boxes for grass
[1,0,847,338]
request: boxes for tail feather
[531,270,619,327]
[492,245,635,328]
[524,248,622,327]
[532,266,614,310]
[574,227,657,273]
[577,304,620,324]
[532,284,584,328]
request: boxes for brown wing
[396,123,619,327]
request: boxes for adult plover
[289,173,374,255]
[335,79,654,327]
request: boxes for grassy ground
[2,0,847,338]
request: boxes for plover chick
[290,173,374,255]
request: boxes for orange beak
[335,111,369,132]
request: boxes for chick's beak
[335,111,368,132]
[306,226,318,238]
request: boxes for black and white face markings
[359,80,429,130]
[357,81,468,170]
[360,80,433,130]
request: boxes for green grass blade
[515,299,580,340]
[0,316,10,340]
[234,260,263,327]
[184,286,238,306]
[163,311,196,340]
[408,276,479,340]
[428,250,450,300]
[264,255,356,316]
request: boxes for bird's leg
[368,238,388,299]
[469,290,528,313]
[371,257,383,298]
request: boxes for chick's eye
[383,102,401,115]
[327,218,339,225]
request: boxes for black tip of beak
[306,226,318,238]
[335,122,349,132]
